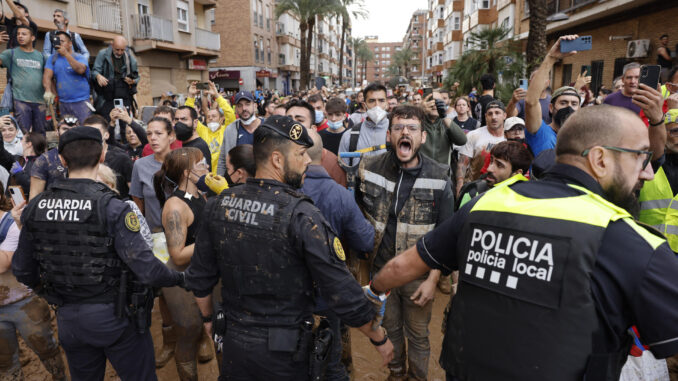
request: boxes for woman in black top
[153,147,209,380]
[10,132,46,196]
[452,96,480,131]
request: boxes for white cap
[504,116,525,131]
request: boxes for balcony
[74,0,122,33]
[194,0,217,8]
[277,23,300,47]
[133,14,173,42]
[196,28,220,51]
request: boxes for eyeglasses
[391,124,421,132]
[581,145,653,170]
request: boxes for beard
[603,168,643,219]
[283,161,305,189]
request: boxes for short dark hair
[24,132,46,156]
[661,34,669,39]
[228,144,256,177]
[148,116,173,134]
[325,97,347,114]
[15,24,33,36]
[480,74,495,91]
[176,105,198,120]
[490,141,533,174]
[253,124,292,171]
[154,105,175,119]
[387,104,426,130]
[153,147,202,206]
[387,95,398,100]
[54,30,72,42]
[363,83,387,100]
[82,114,108,132]
[60,139,102,171]
[307,94,324,104]
[284,99,315,121]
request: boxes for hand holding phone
[519,79,528,91]
[639,65,661,90]
[560,36,592,53]
[8,186,25,208]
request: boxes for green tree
[276,0,343,89]
[444,26,525,103]
[393,47,416,81]
[335,0,367,87]
[353,38,374,85]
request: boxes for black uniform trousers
[56,303,156,381]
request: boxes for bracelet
[649,114,665,127]
[201,314,213,323]
[370,327,388,346]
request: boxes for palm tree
[335,0,367,87]
[353,38,373,85]
[393,47,416,80]
[276,0,343,90]
[526,0,548,72]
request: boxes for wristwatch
[370,327,388,346]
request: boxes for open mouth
[398,139,412,157]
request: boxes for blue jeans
[56,303,157,381]
[58,100,92,125]
[13,100,46,134]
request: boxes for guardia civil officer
[184,115,393,380]
[369,105,678,381]
[12,127,185,381]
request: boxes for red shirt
[142,140,182,157]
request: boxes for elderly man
[43,8,89,60]
[92,36,139,119]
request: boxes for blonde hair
[97,164,119,194]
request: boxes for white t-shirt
[457,126,506,159]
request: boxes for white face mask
[207,122,221,132]
[366,106,387,124]
[241,114,257,125]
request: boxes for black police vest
[210,179,314,328]
[442,176,632,381]
[25,180,120,306]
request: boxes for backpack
[48,31,82,56]
[347,122,362,166]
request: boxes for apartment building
[442,0,464,77]
[356,39,402,84]
[403,9,427,84]
[0,0,221,106]
[425,0,446,85]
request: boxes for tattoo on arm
[165,210,186,249]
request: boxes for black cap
[259,115,314,148]
[486,100,506,112]
[58,126,103,153]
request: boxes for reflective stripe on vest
[639,166,678,251]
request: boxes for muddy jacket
[356,151,454,268]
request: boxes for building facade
[356,38,402,85]
[0,0,221,107]
[403,9,427,85]
[425,0,446,85]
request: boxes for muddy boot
[39,350,67,381]
[386,367,408,381]
[437,274,452,294]
[176,360,198,381]
[155,325,176,368]
[197,328,214,363]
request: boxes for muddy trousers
[382,279,433,381]
[56,303,156,381]
[0,295,64,381]
[161,286,202,380]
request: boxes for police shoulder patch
[333,237,345,261]
[125,211,140,232]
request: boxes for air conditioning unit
[626,39,650,58]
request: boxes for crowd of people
[2,1,678,379]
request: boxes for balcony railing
[196,28,220,50]
[134,14,174,42]
[75,0,122,33]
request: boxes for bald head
[556,105,642,161]
[307,129,323,164]
[112,36,128,58]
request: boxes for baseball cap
[58,127,102,153]
[551,86,581,104]
[486,100,505,112]
[259,115,313,148]
[504,116,525,131]
[234,91,255,104]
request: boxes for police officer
[12,127,185,381]
[369,105,678,381]
[185,115,393,380]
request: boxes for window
[524,0,530,16]
[254,37,259,62]
[253,0,258,26]
[265,5,270,31]
[138,0,149,16]
[613,57,630,79]
[479,0,490,8]
[177,0,189,32]
[267,39,271,64]
[590,60,604,94]
[260,37,264,64]
[561,64,572,87]
[453,12,461,30]
[258,0,263,27]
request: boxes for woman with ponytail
[152,147,210,380]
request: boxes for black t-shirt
[105,145,133,199]
[2,17,38,49]
[124,144,144,162]
[474,94,496,126]
[183,137,212,172]
[319,128,348,156]
[453,116,480,132]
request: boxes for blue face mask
[314,109,324,124]
[195,174,210,193]
[327,120,344,130]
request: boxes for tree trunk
[526,0,548,73]
[306,18,316,89]
[339,19,346,87]
[299,21,309,91]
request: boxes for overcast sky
[350,0,427,43]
